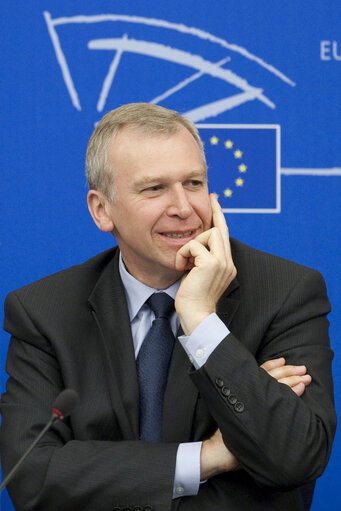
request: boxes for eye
[187,180,203,188]
[141,184,164,195]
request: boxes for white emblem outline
[43,11,295,120]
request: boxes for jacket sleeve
[190,269,336,488]
[1,291,178,511]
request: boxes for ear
[87,190,115,232]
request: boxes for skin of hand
[200,358,312,479]
[175,194,237,335]
[260,357,312,397]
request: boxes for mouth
[162,230,194,239]
[158,230,198,244]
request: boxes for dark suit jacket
[0,239,336,511]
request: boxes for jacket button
[234,401,245,413]
[228,395,237,405]
[215,377,224,387]
[221,386,231,397]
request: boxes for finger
[175,236,214,271]
[278,374,312,388]
[267,365,308,379]
[194,227,224,248]
[210,194,230,254]
[210,195,236,281]
[177,228,226,268]
[194,227,227,262]
[210,194,226,229]
[291,382,306,397]
[260,358,286,372]
[177,234,213,258]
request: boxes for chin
[159,258,183,276]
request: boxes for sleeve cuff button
[215,377,224,387]
[221,386,231,397]
[234,401,245,413]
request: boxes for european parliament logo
[43,12,282,213]
[198,125,280,213]
[43,12,295,119]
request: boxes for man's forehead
[106,123,206,176]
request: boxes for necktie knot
[147,292,174,320]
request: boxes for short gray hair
[85,103,206,201]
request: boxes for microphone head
[52,389,79,419]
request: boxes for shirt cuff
[178,313,230,369]
[173,442,202,499]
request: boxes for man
[0,103,336,510]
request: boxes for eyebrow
[133,169,207,188]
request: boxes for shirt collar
[118,252,181,322]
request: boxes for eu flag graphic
[197,125,280,213]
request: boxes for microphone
[52,388,79,419]
[0,389,79,493]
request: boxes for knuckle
[229,265,237,278]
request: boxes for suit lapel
[88,249,140,440]
[162,278,240,442]
[162,329,198,442]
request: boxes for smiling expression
[98,124,212,288]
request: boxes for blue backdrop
[1,2,340,509]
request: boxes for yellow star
[238,164,247,173]
[224,139,233,149]
[210,136,219,145]
[235,178,244,187]
[224,188,233,197]
[234,149,243,159]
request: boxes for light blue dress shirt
[118,253,229,498]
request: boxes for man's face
[104,125,212,287]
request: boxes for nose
[166,185,193,219]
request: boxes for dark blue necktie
[136,292,175,442]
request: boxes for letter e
[320,41,331,61]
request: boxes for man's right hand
[175,194,236,336]
[200,358,312,479]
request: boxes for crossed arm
[199,356,312,480]
[174,194,333,484]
